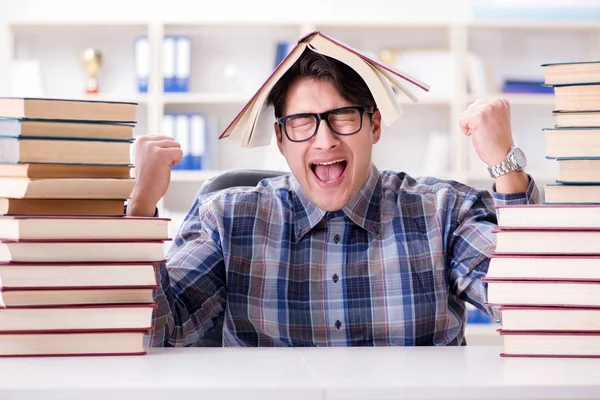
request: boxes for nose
[312,119,340,151]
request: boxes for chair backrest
[191,169,287,347]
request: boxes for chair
[191,169,287,347]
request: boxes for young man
[128,50,541,347]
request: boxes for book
[0,216,169,241]
[0,177,135,199]
[0,136,132,165]
[544,183,600,204]
[0,98,136,123]
[485,279,600,307]
[553,83,600,112]
[544,127,600,158]
[0,118,133,140]
[218,31,430,148]
[494,227,600,254]
[557,158,600,183]
[553,110,600,128]
[0,198,126,216]
[493,227,600,254]
[542,61,600,86]
[496,204,600,228]
[0,163,132,179]
[488,254,600,281]
[0,304,155,332]
[502,79,553,94]
[499,330,600,358]
[0,262,157,288]
[0,287,155,307]
[0,240,167,263]
[499,306,600,332]
[0,330,147,357]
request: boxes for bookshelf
[8,19,597,344]
[6,19,600,230]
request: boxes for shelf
[171,170,221,182]
[82,94,150,104]
[466,21,600,31]
[162,93,252,105]
[467,93,555,106]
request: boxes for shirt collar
[291,164,382,241]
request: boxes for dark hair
[267,49,376,118]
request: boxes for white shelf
[466,21,600,31]
[162,93,252,105]
[467,93,555,106]
[171,170,221,182]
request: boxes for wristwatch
[487,146,527,178]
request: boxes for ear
[371,109,382,144]
[274,122,285,155]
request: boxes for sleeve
[447,175,542,321]
[147,195,227,347]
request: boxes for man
[128,50,541,347]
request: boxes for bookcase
[8,19,599,221]
[10,18,598,346]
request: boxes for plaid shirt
[150,165,541,347]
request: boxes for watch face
[512,147,527,169]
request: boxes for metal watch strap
[488,158,517,178]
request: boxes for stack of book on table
[485,61,600,358]
[0,98,167,357]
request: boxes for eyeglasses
[276,106,375,143]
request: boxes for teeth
[313,159,345,166]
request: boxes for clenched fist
[459,98,514,167]
[127,135,183,217]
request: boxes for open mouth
[310,159,348,184]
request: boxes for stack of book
[484,61,600,358]
[0,98,168,357]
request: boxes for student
[127,49,541,347]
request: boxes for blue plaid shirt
[150,165,541,347]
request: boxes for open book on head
[218,31,431,148]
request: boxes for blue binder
[134,36,149,93]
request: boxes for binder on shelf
[274,41,294,69]
[163,114,175,138]
[189,114,206,170]
[173,114,190,170]
[134,36,149,93]
[175,36,191,93]
[163,36,177,93]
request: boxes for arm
[448,176,541,319]
[149,196,227,347]
[451,97,543,319]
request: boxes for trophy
[81,48,102,94]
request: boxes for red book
[484,279,600,307]
[0,261,158,289]
[0,285,156,307]
[492,227,600,255]
[498,305,600,332]
[0,329,149,357]
[0,304,156,332]
[495,204,600,229]
[487,254,600,281]
[0,215,170,241]
[499,330,600,358]
[0,239,167,263]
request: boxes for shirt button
[333,234,341,244]
[335,320,342,329]
[332,274,339,283]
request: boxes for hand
[127,135,183,217]
[459,98,514,167]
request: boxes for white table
[0,346,599,400]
